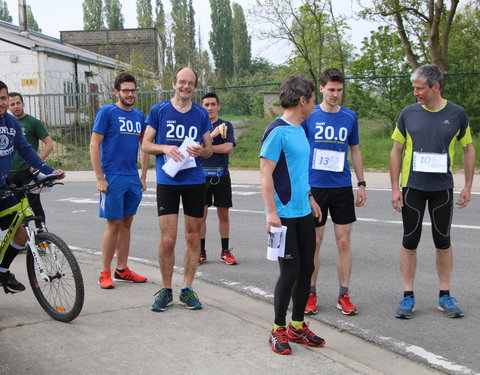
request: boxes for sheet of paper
[162,137,198,177]
[267,225,287,261]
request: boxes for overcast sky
[4,0,380,64]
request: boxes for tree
[137,0,153,28]
[443,3,480,133]
[27,5,41,32]
[447,2,480,72]
[154,0,168,84]
[171,0,196,67]
[358,0,460,71]
[250,0,352,78]
[0,0,12,22]
[83,0,104,30]
[349,25,412,128]
[105,0,124,29]
[209,0,234,80]
[232,3,251,78]
[155,0,166,46]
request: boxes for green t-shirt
[10,114,49,172]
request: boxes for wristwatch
[357,181,366,187]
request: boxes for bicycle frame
[0,196,54,282]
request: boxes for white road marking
[59,195,480,230]
[337,321,476,375]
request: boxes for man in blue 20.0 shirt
[143,67,212,312]
[0,80,64,294]
[301,68,366,316]
[90,72,149,290]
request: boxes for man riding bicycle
[0,81,64,294]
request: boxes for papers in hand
[267,226,287,261]
[162,137,198,178]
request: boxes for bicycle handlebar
[0,173,63,199]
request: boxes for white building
[0,20,124,126]
[0,20,120,95]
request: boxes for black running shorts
[156,183,205,218]
[311,186,356,227]
[204,174,232,208]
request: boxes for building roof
[0,20,121,69]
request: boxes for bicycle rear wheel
[26,232,84,322]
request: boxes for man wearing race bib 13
[390,64,475,319]
[301,68,366,316]
[143,67,213,312]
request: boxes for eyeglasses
[119,89,137,94]
[177,80,195,87]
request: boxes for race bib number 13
[312,149,345,172]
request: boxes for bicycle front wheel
[26,232,85,322]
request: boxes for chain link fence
[21,72,479,171]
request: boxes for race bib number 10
[412,152,447,173]
[312,149,345,172]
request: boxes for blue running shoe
[438,295,464,318]
[151,288,173,312]
[395,295,415,319]
[179,287,202,310]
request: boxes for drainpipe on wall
[18,0,28,34]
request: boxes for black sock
[201,239,206,252]
[439,290,450,298]
[116,268,125,273]
[0,245,21,269]
[221,238,229,250]
[404,291,414,298]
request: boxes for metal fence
[21,72,479,171]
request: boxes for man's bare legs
[158,214,178,289]
[101,216,134,271]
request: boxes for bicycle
[0,173,84,322]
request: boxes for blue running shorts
[99,174,143,220]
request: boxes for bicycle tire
[26,232,84,322]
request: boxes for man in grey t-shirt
[390,64,475,319]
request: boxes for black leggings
[274,214,315,326]
[401,187,453,250]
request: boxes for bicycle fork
[24,225,62,283]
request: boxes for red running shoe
[287,322,326,347]
[98,270,114,289]
[337,292,358,315]
[220,249,237,265]
[269,327,292,355]
[305,292,318,314]
[113,267,147,283]
[198,250,207,265]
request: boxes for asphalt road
[41,181,480,375]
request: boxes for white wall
[0,41,41,94]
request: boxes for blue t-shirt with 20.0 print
[301,104,359,188]
[145,100,212,185]
[92,103,146,176]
